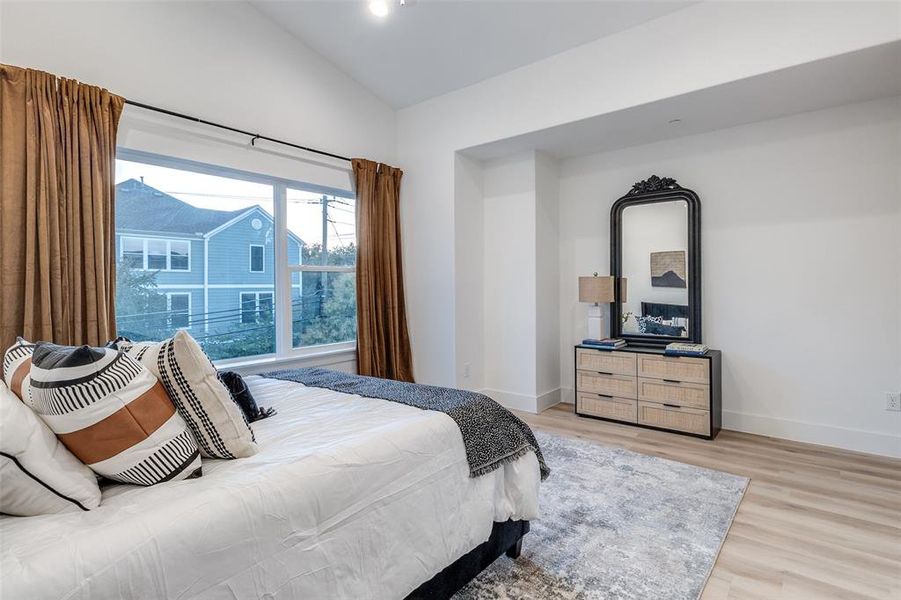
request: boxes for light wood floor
[519,404,901,600]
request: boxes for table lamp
[579,274,617,339]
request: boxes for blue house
[114,179,303,342]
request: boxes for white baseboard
[537,388,562,413]
[723,410,901,458]
[481,388,562,414]
[559,385,897,457]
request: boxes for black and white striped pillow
[27,343,202,486]
[121,331,257,460]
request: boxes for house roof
[115,179,257,236]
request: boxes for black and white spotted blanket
[261,368,549,481]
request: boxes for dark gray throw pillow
[644,320,686,336]
[218,371,276,423]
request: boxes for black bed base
[404,519,529,600]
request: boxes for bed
[0,375,542,599]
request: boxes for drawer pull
[663,379,681,384]
[596,371,613,376]
[597,394,613,398]
[663,403,681,409]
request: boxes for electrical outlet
[886,392,901,412]
[463,363,471,379]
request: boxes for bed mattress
[0,375,541,600]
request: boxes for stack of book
[582,338,626,350]
[665,342,709,356]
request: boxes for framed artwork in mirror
[610,176,701,346]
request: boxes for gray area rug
[456,431,748,600]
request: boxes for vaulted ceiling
[251,1,693,108]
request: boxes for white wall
[399,1,900,387]
[558,97,901,457]
[470,152,561,413]
[0,1,396,164]
[482,154,538,409]
[453,153,486,390]
[534,153,561,409]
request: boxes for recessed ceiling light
[668,119,682,125]
[369,0,390,17]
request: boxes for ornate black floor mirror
[610,176,702,347]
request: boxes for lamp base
[587,304,604,340]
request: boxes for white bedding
[0,375,541,600]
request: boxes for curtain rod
[123,100,353,163]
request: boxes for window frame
[249,244,265,273]
[166,292,192,330]
[116,148,357,367]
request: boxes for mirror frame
[610,175,702,347]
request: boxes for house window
[119,237,191,271]
[240,292,273,325]
[170,240,190,271]
[121,237,144,268]
[114,150,355,363]
[167,293,191,329]
[147,239,168,270]
[249,245,264,273]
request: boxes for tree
[301,242,356,266]
[294,271,356,347]
[115,267,168,341]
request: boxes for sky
[115,160,356,249]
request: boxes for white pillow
[28,343,203,486]
[0,381,101,515]
[123,330,257,459]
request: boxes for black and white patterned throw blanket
[261,368,549,481]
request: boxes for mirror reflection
[620,200,690,338]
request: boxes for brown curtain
[352,159,414,382]
[1,64,123,350]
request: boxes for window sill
[214,344,356,374]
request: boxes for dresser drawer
[576,370,637,399]
[638,401,710,436]
[577,393,637,423]
[576,349,636,377]
[637,377,710,410]
[637,354,709,384]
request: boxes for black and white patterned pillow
[28,343,202,486]
[120,331,257,460]
[636,315,664,334]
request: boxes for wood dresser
[573,345,722,439]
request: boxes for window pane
[286,189,356,267]
[121,238,144,268]
[249,245,264,273]
[147,239,167,270]
[292,271,356,348]
[170,240,189,271]
[115,160,275,360]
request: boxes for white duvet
[0,376,540,600]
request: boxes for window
[121,237,144,268]
[167,293,191,329]
[287,189,357,349]
[119,237,191,271]
[249,245,264,273]
[170,240,190,271]
[240,292,273,325]
[147,239,168,270]
[114,150,355,363]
